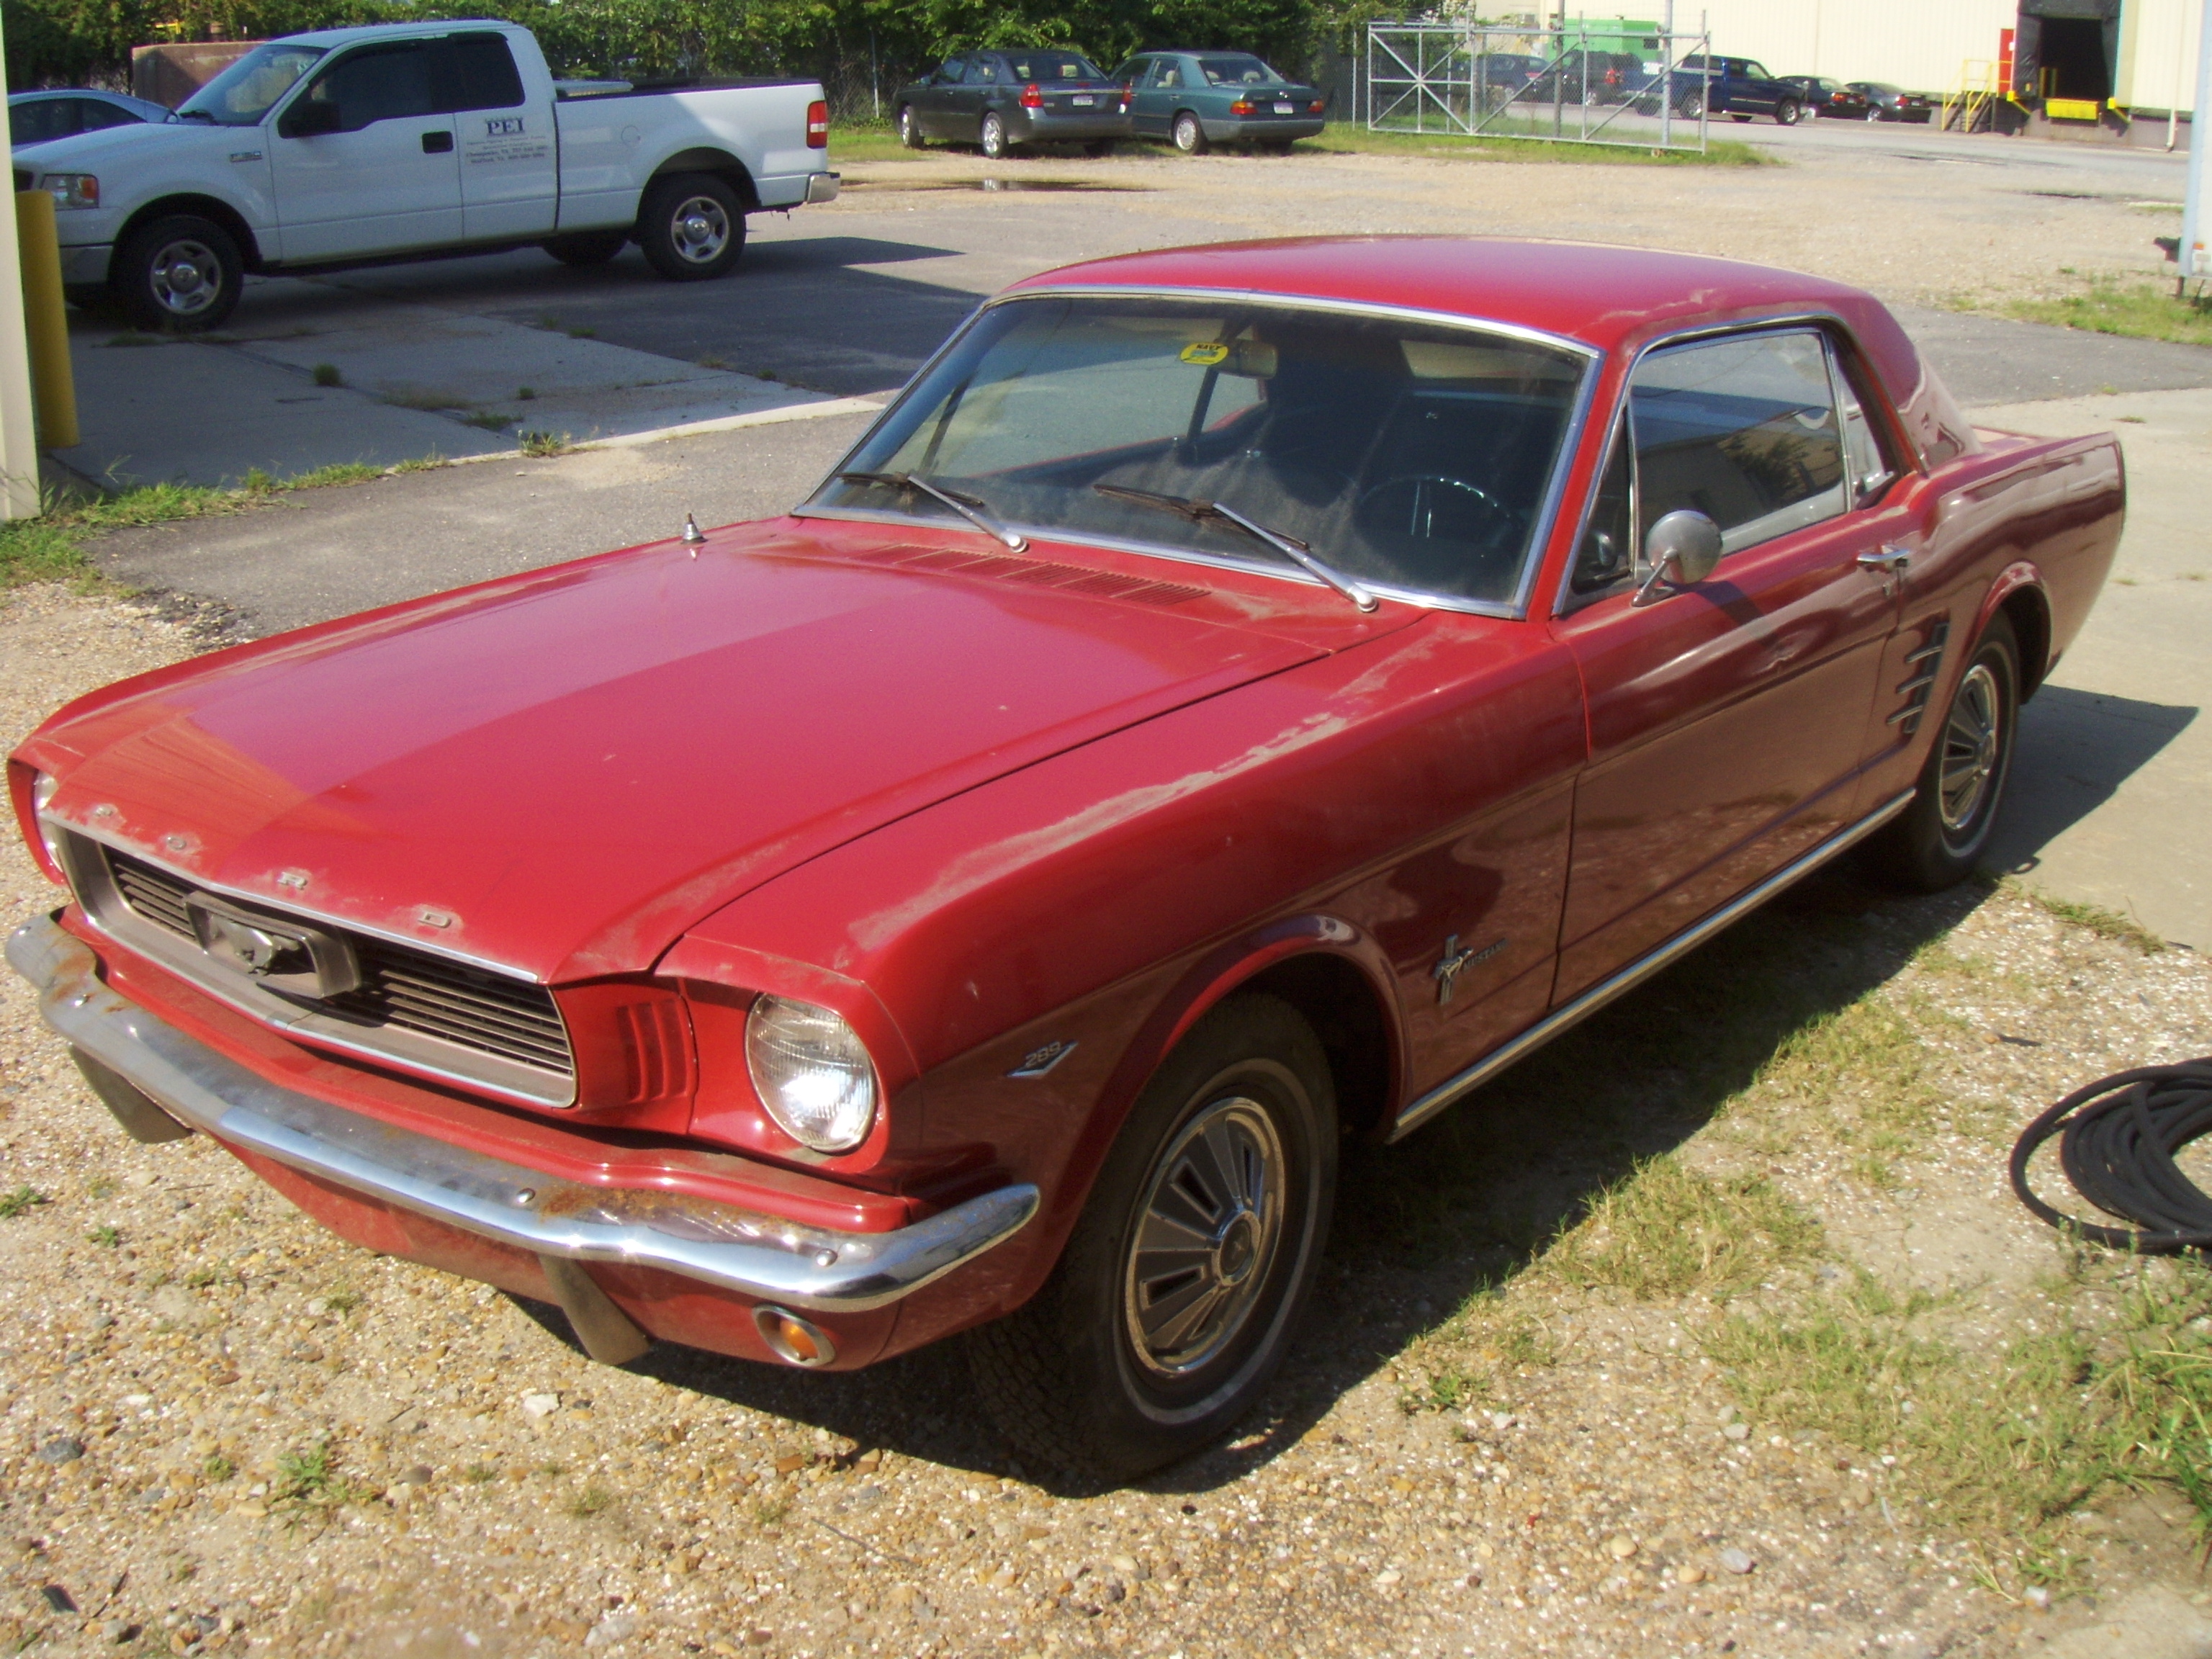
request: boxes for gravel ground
[5,583,2212,1659]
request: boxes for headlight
[38,174,99,210]
[745,994,878,1153]
[30,770,65,876]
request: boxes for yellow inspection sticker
[1179,342,1230,366]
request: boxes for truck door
[444,32,554,240]
[270,38,462,261]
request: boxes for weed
[516,385,536,400]
[534,1461,567,1478]
[462,1463,498,1484]
[462,412,514,433]
[565,325,597,339]
[0,1185,51,1218]
[2003,279,2212,349]
[284,462,382,490]
[184,1267,220,1288]
[2016,884,2165,953]
[1547,1156,1822,1299]
[320,1288,361,1315]
[86,1224,120,1248]
[518,431,570,458]
[273,1444,362,1504]
[171,1559,197,1581]
[1299,123,1772,166]
[84,1175,115,1200]
[390,455,447,474]
[567,1483,615,1518]
[382,389,464,412]
[751,1493,791,1527]
[310,363,343,387]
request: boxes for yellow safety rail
[1940,58,2002,132]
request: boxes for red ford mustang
[7,239,2121,1477]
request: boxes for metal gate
[1365,19,1714,153]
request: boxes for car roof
[1013,237,1925,398]
[274,18,519,48]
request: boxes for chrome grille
[102,848,574,1083]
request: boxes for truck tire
[636,173,745,282]
[1775,98,1802,125]
[898,104,926,148]
[542,230,626,267]
[968,993,1337,1479]
[1676,89,1705,119]
[1866,614,2019,893]
[110,213,241,333]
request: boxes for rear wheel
[1866,614,2020,892]
[970,994,1337,1479]
[898,104,926,148]
[542,230,625,267]
[1775,98,1802,125]
[636,173,745,282]
[111,213,241,332]
[979,112,1015,160]
[1172,110,1208,154]
[1676,89,1706,119]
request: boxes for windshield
[1197,55,1285,86]
[811,296,1588,608]
[176,42,325,125]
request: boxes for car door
[445,32,552,240]
[947,53,993,141]
[1551,327,1904,1002]
[269,37,462,261]
[914,57,965,139]
[1134,57,1186,136]
[1741,60,1784,114]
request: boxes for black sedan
[896,48,1125,158]
[1847,81,1935,122]
[1781,76,1872,118]
[8,89,170,150]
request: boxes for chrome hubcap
[1938,661,2002,834]
[1123,1097,1285,1377]
[670,197,729,264]
[150,238,221,315]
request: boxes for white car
[14,19,838,331]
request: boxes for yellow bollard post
[14,190,78,450]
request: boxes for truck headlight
[38,174,99,210]
[745,994,878,1153]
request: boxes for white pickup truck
[14,19,839,331]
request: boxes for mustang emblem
[186,892,361,1000]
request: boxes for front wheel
[1775,99,1802,125]
[1676,90,1705,119]
[636,173,745,282]
[1172,111,1209,154]
[969,994,1337,1479]
[111,213,241,332]
[898,104,926,148]
[1866,614,2019,892]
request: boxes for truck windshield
[811,295,1588,609]
[176,42,326,126]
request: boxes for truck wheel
[898,104,926,148]
[1774,99,1802,125]
[1172,111,1209,154]
[111,214,241,333]
[637,173,745,282]
[1676,90,1705,119]
[969,993,1337,1479]
[1866,614,2019,893]
[542,230,626,267]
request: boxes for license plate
[1274,102,1296,114]
[1071,94,1095,106]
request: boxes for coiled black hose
[2010,1059,2212,1252]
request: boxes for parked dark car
[1475,51,1547,100]
[1621,58,1716,117]
[1676,54,1802,122]
[7,89,169,150]
[1848,81,1934,122]
[1111,51,1326,153]
[896,48,1125,158]
[1782,76,1871,119]
[1533,50,1638,104]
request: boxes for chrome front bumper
[6,913,1037,1313]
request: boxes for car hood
[30,523,1341,983]
[13,117,225,171]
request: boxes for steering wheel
[1354,475,1517,545]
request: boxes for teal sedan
[1110,50,1328,153]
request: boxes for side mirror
[1632,509,1722,606]
[281,99,342,138]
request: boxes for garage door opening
[2036,16,2110,102]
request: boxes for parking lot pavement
[1976,386,2212,950]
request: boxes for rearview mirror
[1632,509,1722,606]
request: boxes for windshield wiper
[837,471,1027,552]
[1092,484,1379,613]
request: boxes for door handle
[1856,545,1910,574]
[421,130,454,153]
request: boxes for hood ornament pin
[681,512,706,554]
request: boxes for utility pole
[0,4,45,519]
[2183,0,2212,295]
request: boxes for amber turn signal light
[753,1305,837,1367]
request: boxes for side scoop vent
[842,544,1206,606]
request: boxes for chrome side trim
[6,915,1040,1313]
[1387,788,1916,1142]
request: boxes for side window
[1629,330,1845,555]
[295,42,437,133]
[433,35,524,114]
[1571,415,1635,595]
[9,100,73,145]
[80,99,140,131]
[933,58,966,86]
[1154,61,1182,89]
[1830,353,1899,508]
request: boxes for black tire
[969,993,1338,1480]
[1677,90,1706,119]
[979,111,1015,160]
[1866,614,2019,893]
[1775,99,1802,125]
[898,104,926,148]
[110,212,241,333]
[635,172,745,282]
[1172,110,1209,154]
[542,230,626,267]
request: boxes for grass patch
[86,1224,120,1248]
[566,1482,615,1518]
[1301,121,1771,166]
[517,431,570,458]
[310,363,343,387]
[284,462,384,490]
[390,455,448,475]
[2016,884,2166,954]
[462,412,514,433]
[0,1185,51,1218]
[202,1454,235,1483]
[382,388,466,413]
[1547,1156,1822,1298]
[1705,1256,2212,1586]
[274,1444,365,1506]
[462,1462,498,1484]
[2004,279,2212,349]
